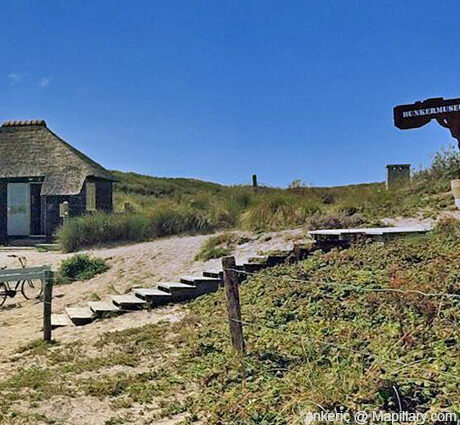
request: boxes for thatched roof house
[0,120,115,241]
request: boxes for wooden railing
[0,266,55,341]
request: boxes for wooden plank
[156,282,197,301]
[308,226,430,236]
[243,263,265,273]
[88,301,120,314]
[134,287,172,306]
[0,266,51,282]
[203,271,221,279]
[51,313,71,328]
[180,276,220,284]
[134,288,171,298]
[66,307,95,326]
[157,282,196,290]
[111,293,147,308]
[35,244,60,251]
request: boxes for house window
[86,182,96,212]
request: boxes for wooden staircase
[52,250,298,329]
[50,227,432,329]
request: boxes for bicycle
[0,255,43,307]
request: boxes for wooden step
[248,256,267,263]
[243,262,266,273]
[134,287,172,305]
[35,243,60,252]
[111,293,147,309]
[203,271,221,279]
[266,254,288,267]
[88,301,121,315]
[180,275,220,284]
[51,313,71,329]
[156,282,197,301]
[65,307,95,326]
[180,276,220,294]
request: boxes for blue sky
[1,1,459,187]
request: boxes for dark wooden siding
[96,180,113,212]
[30,183,42,235]
[43,178,113,239]
[0,177,113,241]
[43,192,86,239]
[0,182,6,242]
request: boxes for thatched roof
[0,120,115,195]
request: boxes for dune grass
[195,233,237,261]
[57,207,213,252]
[57,145,460,251]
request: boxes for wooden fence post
[252,174,258,193]
[293,243,302,261]
[222,256,245,354]
[43,270,54,342]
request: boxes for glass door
[7,183,30,236]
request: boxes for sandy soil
[381,210,460,228]
[0,228,305,357]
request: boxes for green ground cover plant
[57,254,109,283]
[4,219,459,424]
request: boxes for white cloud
[7,73,23,86]
[39,76,53,88]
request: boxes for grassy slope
[111,170,224,198]
[58,145,460,251]
[112,147,458,221]
[4,220,459,424]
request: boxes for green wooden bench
[0,266,55,341]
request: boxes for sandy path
[0,228,304,355]
[382,210,460,228]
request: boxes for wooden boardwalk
[309,226,430,243]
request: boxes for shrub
[57,213,152,252]
[195,233,237,261]
[58,254,109,283]
[239,195,321,231]
[424,144,460,180]
[57,208,215,252]
[306,212,367,229]
[434,216,460,239]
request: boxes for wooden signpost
[394,97,460,148]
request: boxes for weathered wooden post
[59,201,70,226]
[293,243,302,261]
[252,174,258,193]
[222,256,245,354]
[43,269,54,342]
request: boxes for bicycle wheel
[0,283,7,307]
[21,279,43,300]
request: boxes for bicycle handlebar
[6,254,27,268]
